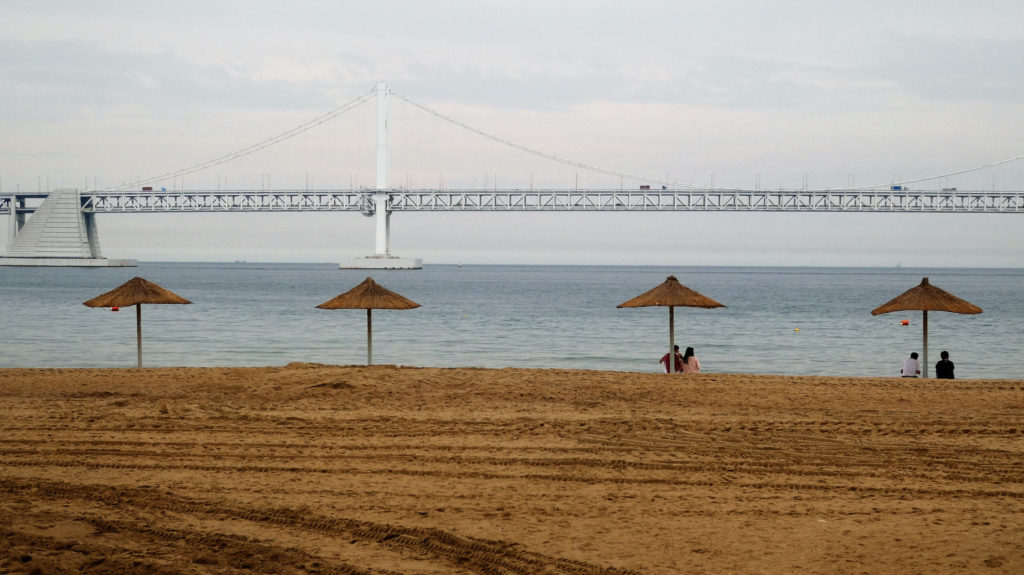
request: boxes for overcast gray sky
[2,0,1023,266]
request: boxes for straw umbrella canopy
[83,276,192,368]
[871,277,982,378]
[618,275,725,372]
[316,277,420,365]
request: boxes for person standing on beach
[681,346,701,374]
[935,351,955,379]
[901,352,921,377]
[660,345,684,373]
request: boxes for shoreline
[2,363,1021,381]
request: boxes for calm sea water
[0,263,1021,379]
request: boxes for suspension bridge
[2,83,1023,268]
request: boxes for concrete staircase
[2,189,135,266]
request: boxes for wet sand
[1,364,1022,574]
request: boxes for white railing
[2,188,1024,214]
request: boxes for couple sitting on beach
[901,350,956,379]
[660,345,701,374]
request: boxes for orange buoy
[900,319,909,326]
[111,306,120,312]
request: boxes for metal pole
[137,304,143,368]
[922,310,929,378]
[669,306,676,373]
[367,308,373,365]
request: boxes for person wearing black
[935,350,955,379]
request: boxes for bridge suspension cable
[877,153,1024,190]
[389,90,689,189]
[112,83,1024,193]
[108,87,377,191]
[392,89,1024,192]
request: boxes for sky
[2,0,1023,267]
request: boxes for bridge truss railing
[386,189,1024,212]
[2,188,1023,214]
[75,190,373,213]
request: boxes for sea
[1,263,1021,379]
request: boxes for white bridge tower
[339,82,422,269]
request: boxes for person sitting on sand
[935,350,955,379]
[660,345,684,373]
[901,352,921,378]
[681,346,701,374]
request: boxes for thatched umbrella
[871,277,982,378]
[316,277,420,365]
[618,275,725,372]
[83,277,192,368]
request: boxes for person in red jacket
[660,345,683,373]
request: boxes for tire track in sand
[0,478,636,575]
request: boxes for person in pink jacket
[681,346,701,374]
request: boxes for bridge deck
[2,188,1023,213]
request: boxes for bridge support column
[374,191,389,256]
[0,189,136,267]
[7,196,25,246]
[339,81,422,270]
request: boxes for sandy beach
[1,364,1022,574]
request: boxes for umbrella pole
[367,308,373,365]
[136,304,143,368]
[922,310,928,378]
[669,306,676,373]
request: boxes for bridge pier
[338,189,422,269]
[339,81,422,269]
[8,195,26,245]
[0,189,136,267]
